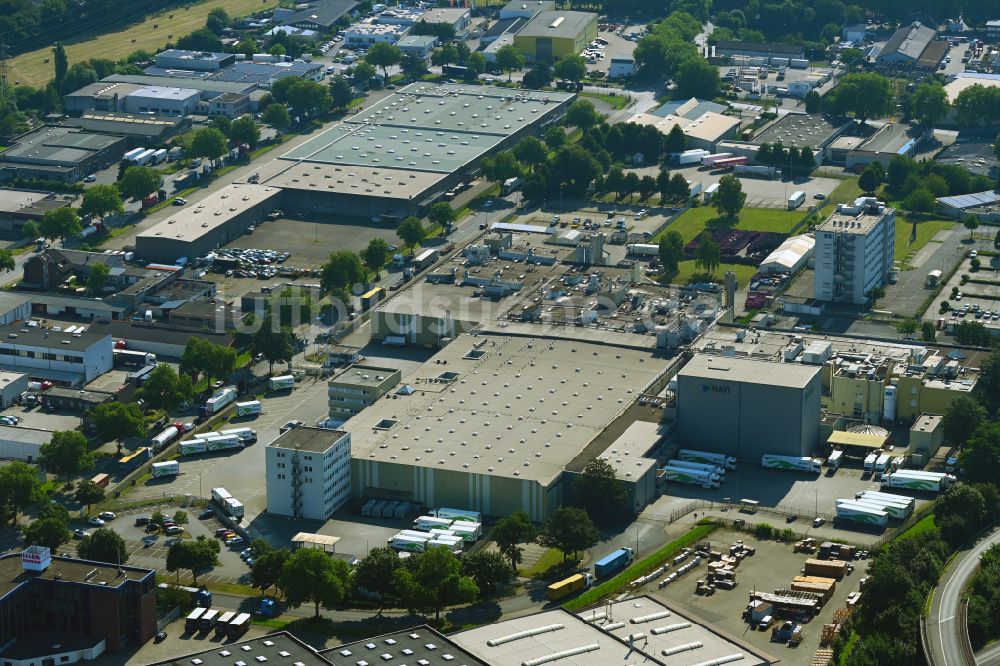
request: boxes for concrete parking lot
[583,29,639,76]
[0,404,83,432]
[925,245,1000,328]
[655,528,868,666]
[936,136,998,177]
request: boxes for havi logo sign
[702,383,731,394]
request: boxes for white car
[87,517,104,526]
[98,511,116,520]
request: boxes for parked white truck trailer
[874,454,891,475]
[431,508,483,523]
[235,401,261,417]
[151,460,180,478]
[269,375,295,391]
[835,501,889,527]
[826,450,844,470]
[863,452,878,474]
[667,459,725,476]
[839,498,910,520]
[787,190,805,210]
[661,466,721,488]
[881,470,955,492]
[761,454,822,473]
[677,449,737,470]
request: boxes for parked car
[154,631,167,643]
[98,511,116,520]
[135,515,150,526]
[165,525,183,535]
[812,517,826,528]
[87,517,105,526]
[73,529,89,539]
[199,509,215,520]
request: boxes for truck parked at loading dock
[547,572,594,600]
[677,448,737,470]
[594,547,634,578]
[235,401,261,417]
[667,459,725,476]
[761,454,822,473]
[661,466,721,488]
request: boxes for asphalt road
[926,526,1000,666]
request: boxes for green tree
[172,509,188,526]
[396,216,427,254]
[921,321,937,343]
[538,506,599,562]
[942,395,989,446]
[694,232,721,275]
[911,80,950,126]
[565,99,600,130]
[53,43,67,87]
[482,152,524,187]
[713,174,746,218]
[805,90,821,113]
[513,137,548,172]
[867,286,886,307]
[251,548,290,594]
[495,44,524,81]
[61,63,98,95]
[491,511,535,568]
[522,61,553,89]
[427,202,457,229]
[177,28,224,52]
[190,127,229,160]
[859,164,883,194]
[0,249,14,274]
[353,547,402,613]
[364,41,402,80]
[229,115,260,146]
[137,365,192,411]
[460,550,514,599]
[74,479,105,512]
[86,262,110,296]
[320,250,368,294]
[0,462,42,525]
[268,44,286,57]
[205,7,231,34]
[360,238,392,278]
[664,123,687,155]
[117,166,163,200]
[824,72,894,120]
[88,400,144,449]
[23,517,71,550]
[22,220,39,241]
[623,171,641,201]
[400,52,428,79]
[962,422,1000,484]
[669,172,690,201]
[39,207,82,242]
[896,318,918,338]
[935,483,988,546]
[394,546,478,619]
[329,75,354,108]
[544,125,566,150]
[235,39,257,59]
[974,351,1000,415]
[39,431,94,483]
[251,323,295,375]
[465,51,486,76]
[77,527,128,564]
[179,337,236,387]
[639,174,658,201]
[288,79,331,115]
[166,538,220,584]
[964,215,980,240]
[279,548,351,617]
[675,57,720,98]
[553,144,601,194]
[658,230,684,280]
[80,184,123,221]
[350,61,378,91]
[904,188,936,215]
[573,458,627,525]
[554,54,587,82]
[263,103,291,130]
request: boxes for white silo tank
[883,385,897,423]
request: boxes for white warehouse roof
[759,234,815,274]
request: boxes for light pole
[814,489,819,518]
[560,183,564,212]
[199,473,203,500]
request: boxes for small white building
[396,35,439,59]
[608,54,636,78]
[266,426,351,521]
[343,23,409,47]
[759,234,815,274]
[0,325,113,384]
[124,86,201,116]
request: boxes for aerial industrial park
[1,1,1000,666]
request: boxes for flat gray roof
[751,113,846,150]
[136,183,281,244]
[345,333,665,485]
[148,632,331,666]
[320,626,487,666]
[103,73,256,95]
[0,321,109,352]
[330,365,399,388]
[679,353,820,389]
[517,10,596,39]
[0,189,55,215]
[268,425,348,453]
[3,126,121,164]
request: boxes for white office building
[814,197,896,305]
[124,87,201,116]
[0,325,113,384]
[265,427,351,521]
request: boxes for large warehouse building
[513,10,598,61]
[676,354,821,462]
[346,333,667,521]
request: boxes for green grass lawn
[657,206,806,244]
[580,92,629,110]
[895,215,955,262]
[826,176,865,205]
[674,260,758,285]
[518,548,566,578]
[897,513,937,541]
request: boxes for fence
[157,605,182,632]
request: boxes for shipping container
[185,607,207,632]
[90,473,110,488]
[594,547,634,578]
[546,572,593,600]
[864,452,878,474]
[826,450,843,470]
[215,611,236,637]
[228,613,252,639]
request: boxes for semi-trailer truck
[856,490,916,510]
[863,452,878,474]
[235,401,261,417]
[152,460,180,478]
[874,454,891,475]
[881,471,955,492]
[834,501,889,527]
[701,153,734,167]
[677,449,737,470]
[389,534,431,552]
[839,498,909,520]
[546,573,594,601]
[787,190,805,209]
[761,454,822,473]
[594,547,634,578]
[199,388,236,418]
[151,424,182,451]
[269,375,295,391]
[114,349,157,367]
[431,508,483,523]
[661,466,721,488]
[667,459,725,476]
[413,516,453,531]
[672,149,710,165]
[826,450,843,471]
[180,440,208,456]
[220,427,257,443]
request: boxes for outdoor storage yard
[656,528,867,666]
